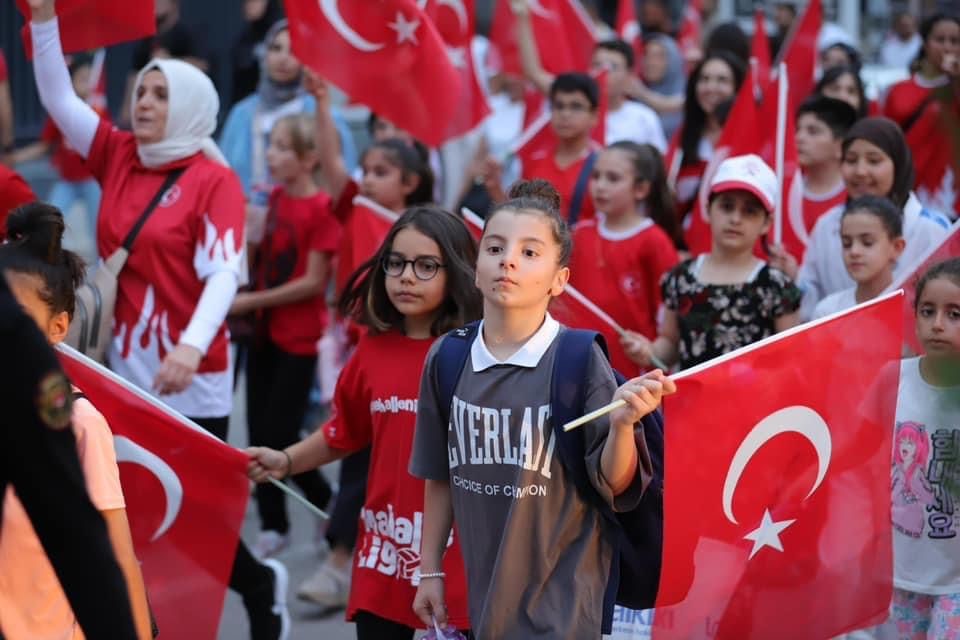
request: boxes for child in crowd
[0,203,152,639]
[815,66,871,120]
[797,117,950,319]
[631,154,801,371]
[879,257,960,639]
[296,70,437,608]
[812,196,905,319]
[569,141,680,374]
[228,113,340,559]
[247,206,481,639]
[793,95,859,252]
[410,179,673,639]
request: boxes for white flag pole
[773,62,788,246]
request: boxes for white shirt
[471,314,561,372]
[892,357,960,595]
[797,193,950,320]
[604,101,667,152]
[879,33,922,70]
[811,287,857,320]
[484,93,525,162]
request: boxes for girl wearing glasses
[247,206,481,639]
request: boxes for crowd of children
[4,2,960,640]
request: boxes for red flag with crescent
[335,195,401,296]
[489,0,595,76]
[422,0,491,138]
[615,0,643,71]
[56,346,248,640]
[677,0,702,68]
[285,0,463,147]
[652,292,902,640]
[16,0,155,58]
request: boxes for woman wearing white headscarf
[28,1,290,638]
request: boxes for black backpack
[435,322,665,632]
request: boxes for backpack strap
[567,151,597,227]
[550,328,621,631]
[122,167,187,252]
[435,321,481,427]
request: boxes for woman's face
[265,29,301,84]
[821,72,861,112]
[899,437,916,465]
[841,139,896,201]
[924,19,960,71]
[133,70,169,145]
[695,59,736,117]
[820,46,853,72]
[642,41,669,85]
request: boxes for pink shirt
[0,396,125,639]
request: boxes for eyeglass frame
[381,253,447,281]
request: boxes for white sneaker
[296,559,351,609]
[253,530,290,559]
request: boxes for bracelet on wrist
[282,450,293,479]
[419,571,446,580]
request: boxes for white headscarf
[132,58,228,168]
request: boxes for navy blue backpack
[435,322,665,632]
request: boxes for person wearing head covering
[219,19,357,210]
[883,13,960,220]
[795,116,950,319]
[230,0,286,107]
[633,33,686,139]
[28,2,292,638]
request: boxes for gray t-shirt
[410,327,651,640]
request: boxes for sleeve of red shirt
[84,119,124,183]
[40,118,60,145]
[0,165,37,240]
[322,343,374,452]
[309,194,342,255]
[332,180,359,224]
[193,167,246,280]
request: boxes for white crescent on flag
[438,0,468,32]
[319,0,386,52]
[114,435,184,542]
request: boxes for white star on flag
[743,509,796,559]
[447,45,467,68]
[389,11,420,45]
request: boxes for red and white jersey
[323,331,470,630]
[568,216,679,375]
[791,179,846,260]
[86,120,245,418]
[521,147,597,223]
[884,75,960,219]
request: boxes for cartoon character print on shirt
[892,421,959,540]
[260,216,298,289]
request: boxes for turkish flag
[677,0,702,66]
[422,0,491,138]
[285,0,462,147]
[16,0,155,58]
[904,96,960,219]
[335,195,400,296]
[489,0,595,76]
[615,0,643,72]
[652,293,902,640]
[774,0,822,108]
[751,9,771,85]
[889,219,960,355]
[56,346,248,640]
[460,206,485,242]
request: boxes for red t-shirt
[884,76,960,218]
[0,165,36,239]
[323,331,470,630]
[522,148,597,223]
[86,120,245,413]
[260,188,340,355]
[665,130,710,230]
[569,217,679,375]
[796,183,846,258]
[40,110,109,182]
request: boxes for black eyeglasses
[382,253,446,281]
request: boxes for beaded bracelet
[419,571,446,580]
[282,450,293,479]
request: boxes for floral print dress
[661,255,802,370]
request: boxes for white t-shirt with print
[605,101,667,152]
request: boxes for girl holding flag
[247,206,481,639]
[569,141,680,374]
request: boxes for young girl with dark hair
[410,179,673,638]
[247,206,481,639]
[883,13,960,219]
[569,141,680,374]
[0,203,153,639]
[815,65,871,119]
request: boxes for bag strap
[567,151,597,227]
[901,93,937,134]
[121,167,187,252]
[436,321,481,427]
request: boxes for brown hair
[485,179,573,266]
[273,113,318,162]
